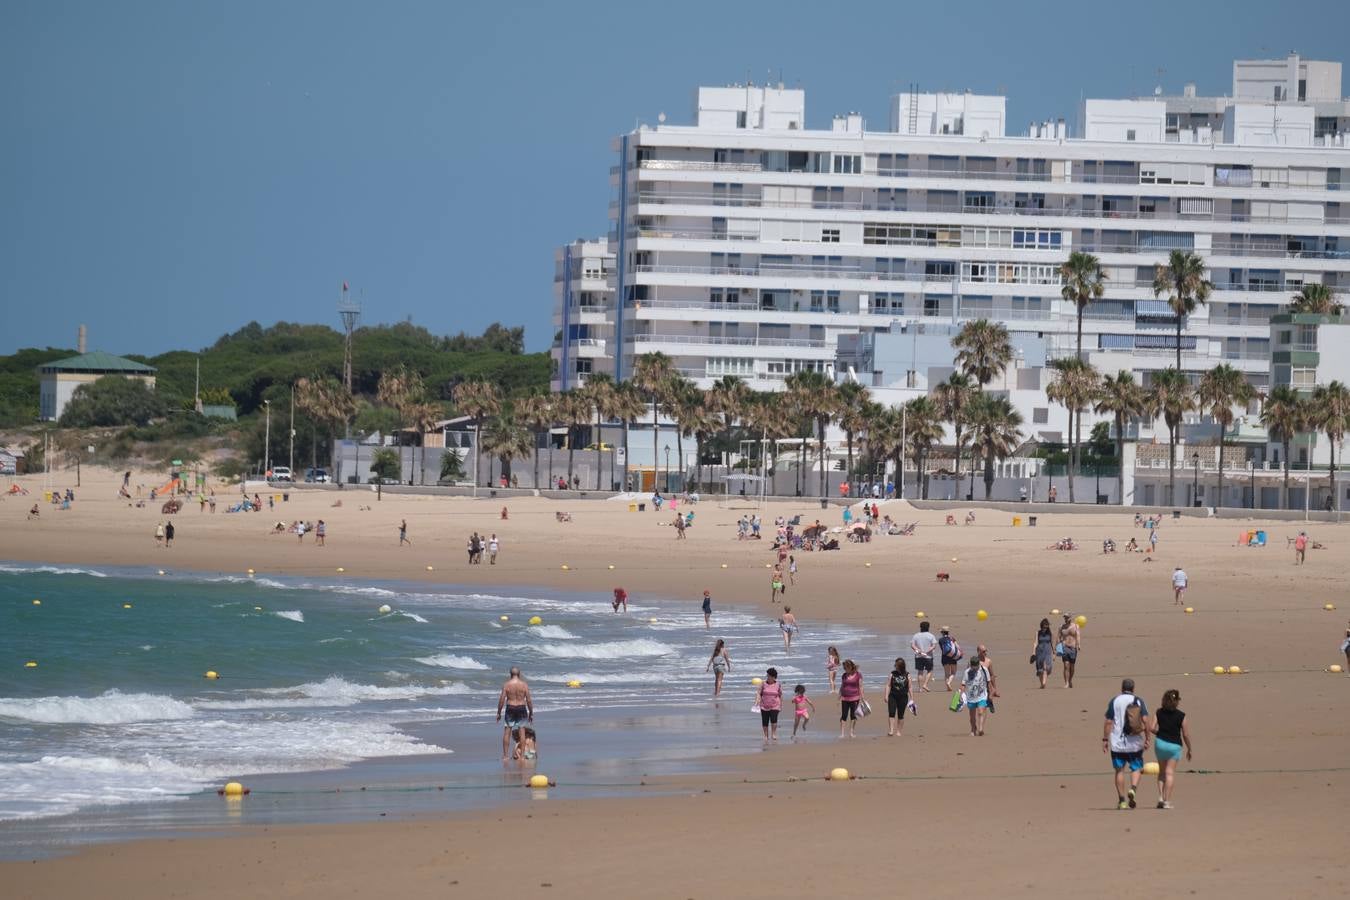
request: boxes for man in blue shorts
[1103,678,1150,809]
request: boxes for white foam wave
[199,677,472,710]
[414,654,489,670]
[0,564,107,578]
[536,672,671,684]
[530,625,578,640]
[275,610,305,623]
[533,639,678,660]
[398,611,429,623]
[0,691,195,725]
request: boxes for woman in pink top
[838,659,864,738]
[756,667,783,743]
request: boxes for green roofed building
[38,352,157,421]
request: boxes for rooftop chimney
[78,324,87,354]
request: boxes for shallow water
[0,563,880,856]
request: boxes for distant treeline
[0,321,549,426]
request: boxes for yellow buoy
[607,564,615,570]
[254,606,263,612]
[750,677,762,686]
[204,670,219,679]
[32,599,41,606]
[528,616,543,626]
[1142,761,1160,776]
[123,603,133,609]
[426,566,434,572]
[720,563,728,569]
[915,611,925,619]
[222,781,245,796]
[561,565,570,571]
[951,557,958,563]
[1050,608,1060,616]
[649,617,658,624]
[157,570,166,576]
[1212,666,1226,675]
[864,562,872,568]
[1075,615,1088,627]
[378,604,392,615]
[1329,664,1344,674]
[976,610,988,621]
[24,661,38,668]
[829,767,851,781]
[1325,603,1336,611]
[500,615,509,622]
[764,563,771,569]
[1228,665,1242,675]
[529,774,550,789]
[247,569,255,576]
[1184,607,1194,614]
[566,680,582,688]
[337,567,345,573]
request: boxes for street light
[1191,452,1200,508]
[263,400,272,479]
[663,445,671,493]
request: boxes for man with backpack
[1103,678,1151,810]
[939,626,963,690]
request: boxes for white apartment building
[553,54,1350,399]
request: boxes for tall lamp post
[1191,452,1200,509]
[263,400,272,479]
[663,445,671,494]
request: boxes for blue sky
[4,0,1349,356]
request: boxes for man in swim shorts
[495,667,533,761]
[1171,567,1187,605]
[1058,614,1080,688]
[911,620,938,692]
[1103,678,1150,809]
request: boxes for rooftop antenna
[337,281,360,396]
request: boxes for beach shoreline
[3,467,1348,898]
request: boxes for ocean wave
[0,691,195,725]
[530,625,578,640]
[200,677,472,710]
[532,639,678,660]
[535,672,672,684]
[0,564,107,578]
[414,654,489,671]
[274,610,305,623]
[398,611,429,623]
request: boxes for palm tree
[1290,283,1344,315]
[1149,368,1194,507]
[452,380,502,486]
[667,379,707,491]
[707,374,750,477]
[516,392,554,490]
[481,417,534,487]
[1046,358,1099,503]
[1094,371,1147,505]
[932,372,975,485]
[631,353,676,492]
[953,319,1015,389]
[1310,381,1350,512]
[1260,385,1305,510]
[580,373,617,490]
[1153,250,1213,371]
[1060,250,1108,361]
[1195,364,1257,510]
[676,387,720,491]
[555,390,588,488]
[610,382,646,491]
[406,401,443,486]
[868,406,906,498]
[967,393,1024,500]
[295,376,355,477]
[903,396,944,499]
[785,370,838,498]
[835,381,872,487]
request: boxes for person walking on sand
[1032,618,1054,689]
[825,646,841,694]
[164,521,175,548]
[884,658,911,737]
[495,667,533,762]
[755,667,783,743]
[316,520,326,547]
[154,522,165,546]
[1171,567,1188,605]
[1058,613,1081,688]
[779,606,798,651]
[790,684,815,739]
[701,589,712,629]
[961,656,991,736]
[977,644,998,712]
[706,638,731,696]
[838,660,864,738]
[674,513,686,539]
[1103,678,1150,810]
[488,533,500,565]
[911,620,938,692]
[1150,688,1193,809]
[399,519,411,546]
[787,554,797,585]
[1295,531,1308,565]
[1341,626,1350,674]
[938,626,963,690]
[770,565,786,603]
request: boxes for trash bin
[1173,509,1182,519]
[1096,495,1108,505]
[1028,515,1037,527]
[819,499,829,509]
[489,489,497,498]
[628,502,637,512]
[283,493,289,502]
[638,503,646,512]
[1012,516,1022,527]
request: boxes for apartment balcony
[628,332,834,358]
[567,337,610,358]
[639,159,764,173]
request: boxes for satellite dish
[658,112,666,123]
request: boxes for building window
[735,111,747,129]
[1291,368,1317,388]
[827,291,841,312]
[1126,129,1136,141]
[1033,408,1049,424]
[832,154,862,174]
[821,228,840,243]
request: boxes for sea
[0,563,886,857]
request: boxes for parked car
[304,468,330,483]
[268,466,293,483]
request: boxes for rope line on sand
[212,765,1350,800]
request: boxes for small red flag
[342,281,349,292]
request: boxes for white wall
[695,86,805,130]
[1222,103,1315,146]
[891,92,1006,137]
[1082,99,1166,142]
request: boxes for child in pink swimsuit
[791,684,816,739]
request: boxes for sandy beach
[3,467,1348,899]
